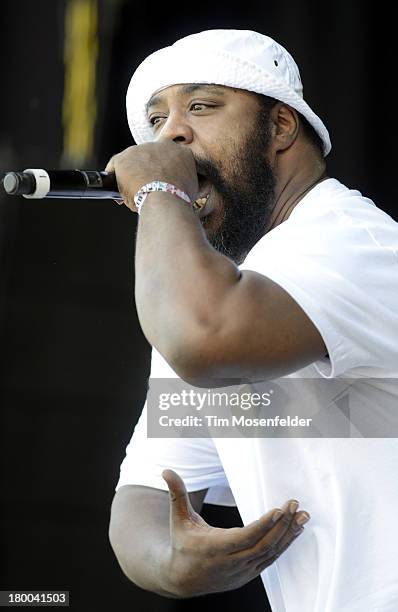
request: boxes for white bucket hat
[126,29,331,157]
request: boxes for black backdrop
[0,1,395,611]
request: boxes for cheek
[196,131,231,165]
[216,142,246,179]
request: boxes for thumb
[104,154,117,173]
[162,469,194,524]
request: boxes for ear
[269,102,299,153]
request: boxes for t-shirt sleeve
[240,199,398,378]
[116,401,235,506]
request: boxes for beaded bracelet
[133,181,192,214]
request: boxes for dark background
[0,1,395,610]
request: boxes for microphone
[1,169,121,200]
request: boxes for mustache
[193,155,226,190]
[193,154,212,175]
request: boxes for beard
[196,122,276,265]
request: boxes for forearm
[109,487,182,597]
[116,535,176,596]
[134,192,240,373]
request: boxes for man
[108,30,398,610]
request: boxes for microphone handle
[2,169,121,199]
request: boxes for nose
[157,112,194,144]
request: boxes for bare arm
[109,484,207,597]
[106,143,326,384]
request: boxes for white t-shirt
[116,178,398,612]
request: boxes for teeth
[193,195,209,211]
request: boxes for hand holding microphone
[103,141,199,214]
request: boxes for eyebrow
[145,84,226,115]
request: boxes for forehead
[145,83,231,113]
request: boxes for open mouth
[193,172,211,214]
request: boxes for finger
[245,505,308,560]
[247,508,310,562]
[253,527,304,573]
[104,154,117,173]
[228,500,300,558]
[103,157,132,211]
[162,469,195,524]
[221,505,289,553]
[250,509,310,562]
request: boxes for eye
[190,103,213,112]
[148,103,215,128]
[149,116,165,127]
